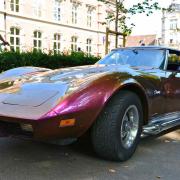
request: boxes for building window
[72,4,77,24]
[53,34,61,54]
[33,31,42,51]
[10,0,19,12]
[170,19,178,30]
[33,0,42,17]
[53,0,61,21]
[10,27,20,51]
[87,8,92,27]
[86,39,92,55]
[71,36,77,51]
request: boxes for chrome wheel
[121,105,139,149]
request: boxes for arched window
[33,31,42,51]
[71,36,77,51]
[10,0,19,12]
[53,33,61,54]
[54,0,61,21]
[10,27,20,51]
[86,39,92,55]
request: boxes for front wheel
[91,90,143,161]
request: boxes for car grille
[0,121,33,138]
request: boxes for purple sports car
[0,46,179,161]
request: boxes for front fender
[40,73,148,138]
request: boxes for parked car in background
[0,46,179,161]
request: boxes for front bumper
[0,112,90,140]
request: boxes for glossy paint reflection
[0,47,179,140]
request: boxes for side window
[167,50,180,72]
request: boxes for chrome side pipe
[142,114,180,136]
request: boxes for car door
[162,49,180,113]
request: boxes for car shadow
[0,128,179,179]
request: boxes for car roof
[113,46,180,53]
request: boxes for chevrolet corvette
[0,46,179,161]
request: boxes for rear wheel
[91,90,143,161]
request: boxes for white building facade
[0,0,117,56]
[161,0,180,49]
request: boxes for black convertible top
[114,46,180,54]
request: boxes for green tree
[99,0,161,47]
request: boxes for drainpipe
[161,9,166,46]
[4,0,7,41]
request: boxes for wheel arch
[104,81,149,125]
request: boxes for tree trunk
[115,0,119,48]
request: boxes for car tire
[91,90,143,161]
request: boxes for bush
[0,51,100,72]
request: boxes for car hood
[0,64,154,108]
[33,64,154,84]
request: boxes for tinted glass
[98,49,165,68]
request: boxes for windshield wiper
[132,49,138,54]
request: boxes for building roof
[170,1,180,11]
[126,34,157,47]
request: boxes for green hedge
[0,51,100,72]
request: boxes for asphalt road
[0,129,179,180]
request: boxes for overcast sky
[125,0,173,36]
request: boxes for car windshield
[97,49,165,68]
